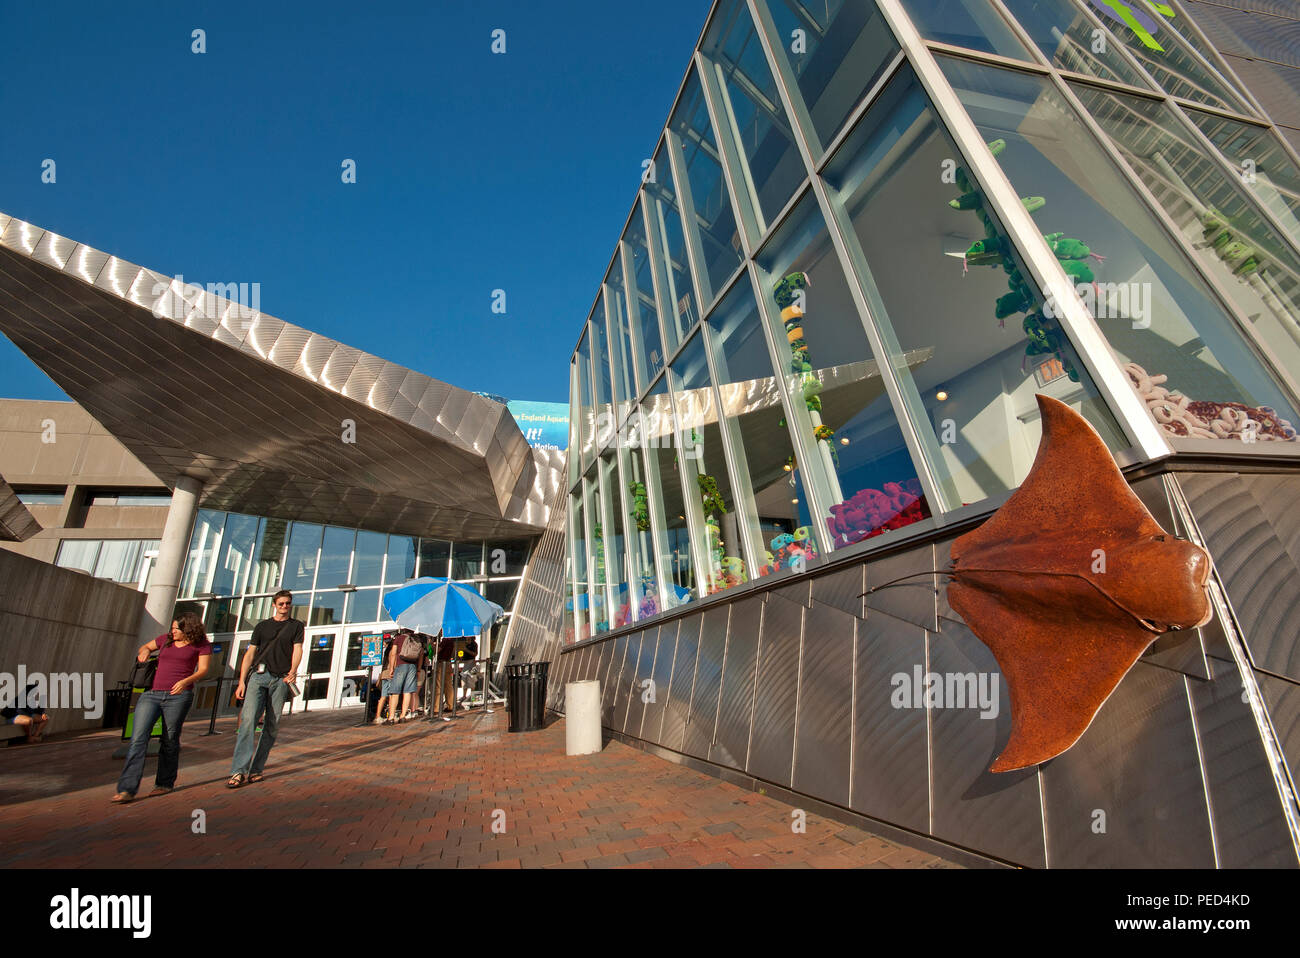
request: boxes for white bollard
[565,680,602,756]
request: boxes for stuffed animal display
[759,526,819,575]
[1125,362,1297,441]
[774,271,838,458]
[826,478,928,548]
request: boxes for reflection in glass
[618,427,661,621]
[570,492,589,642]
[452,541,483,580]
[417,538,450,578]
[763,0,899,154]
[590,295,615,451]
[644,148,700,352]
[211,513,258,596]
[754,192,927,550]
[701,0,806,231]
[347,588,381,625]
[821,64,1127,511]
[1074,84,1300,410]
[584,467,612,634]
[940,57,1298,441]
[485,539,530,576]
[605,251,639,424]
[385,535,416,585]
[669,72,744,302]
[309,591,346,627]
[239,595,272,632]
[353,530,387,587]
[182,510,223,596]
[576,328,596,472]
[898,0,1031,58]
[281,522,322,592]
[484,579,520,612]
[707,278,814,579]
[55,539,98,574]
[205,597,241,634]
[316,526,355,589]
[624,205,668,389]
[641,378,697,607]
[1188,111,1300,252]
[999,0,1150,86]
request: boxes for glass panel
[563,580,577,646]
[385,535,416,586]
[605,252,638,424]
[940,58,1299,441]
[417,538,451,578]
[304,677,330,702]
[669,331,749,595]
[754,192,928,549]
[94,539,146,583]
[1073,83,1300,414]
[821,64,1128,513]
[669,72,744,302]
[570,492,590,641]
[1085,0,1246,111]
[707,278,816,578]
[55,539,99,573]
[898,0,1031,58]
[247,518,287,595]
[577,328,596,472]
[485,538,530,576]
[309,591,346,627]
[347,588,381,625]
[212,513,259,596]
[702,0,806,231]
[642,378,698,608]
[582,468,610,634]
[451,541,483,580]
[353,530,387,587]
[590,294,615,451]
[617,422,661,620]
[484,579,520,612]
[624,205,668,389]
[239,595,272,632]
[568,358,581,489]
[763,0,899,153]
[1188,110,1300,252]
[316,526,355,589]
[181,510,224,596]
[281,522,322,592]
[205,597,241,634]
[999,0,1151,86]
[598,453,631,627]
[644,151,700,354]
[344,631,365,671]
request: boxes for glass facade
[564,0,1300,644]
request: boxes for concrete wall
[0,548,145,737]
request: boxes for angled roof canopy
[0,211,562,540]
[0,474,41,542]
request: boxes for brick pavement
[0,707,965,869]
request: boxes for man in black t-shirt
[227,590,305,787]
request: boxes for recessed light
[840,437,849,445]
[936,390,949,402]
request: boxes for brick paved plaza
[0,707,970,869]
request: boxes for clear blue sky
[0,0,710,405]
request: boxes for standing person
[112,612,211,803]
[384,628,425,722]
[227,590,304,788]
[435,631,456,721]
[374,632,398,725]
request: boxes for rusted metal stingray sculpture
[886,395,1213,772]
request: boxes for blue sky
[0,0,710,405]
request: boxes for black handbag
[129,653,159,691]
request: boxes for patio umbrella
[382,577,504,638]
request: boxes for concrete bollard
[565,680,602,756]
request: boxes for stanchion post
[202,676,225,736]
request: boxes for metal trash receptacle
[506,661,549,732]
[103,684,131,729]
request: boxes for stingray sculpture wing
[947,395,1212,772]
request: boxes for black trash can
[506,661,549,732]
[102,683,132,729]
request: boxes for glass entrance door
[298,628,338,710]
[335,630,371,707]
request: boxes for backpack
[399,633,423,662]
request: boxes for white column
[136,475,203,645]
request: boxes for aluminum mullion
[878,0,1171,462]
[747,0,829,160]
[811,52,907,175]
[617,239,652,398]
[663,127,719,315]
[1053,73,1300,412]
[1165,0,1264,120]
[596,456,622,634]
[750,0,952,516]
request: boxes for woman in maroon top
[112,611,212,803]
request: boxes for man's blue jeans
[116,688,194,795]
[230,670,292,777]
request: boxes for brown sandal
[148,786,173,797]
[248,772,264,783]
[226,773,247,788]
[111,792,134,803]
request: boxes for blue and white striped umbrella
[382,577,504,638]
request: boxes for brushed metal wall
[548,468,1300,867]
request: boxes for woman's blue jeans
[116,688,195,795]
